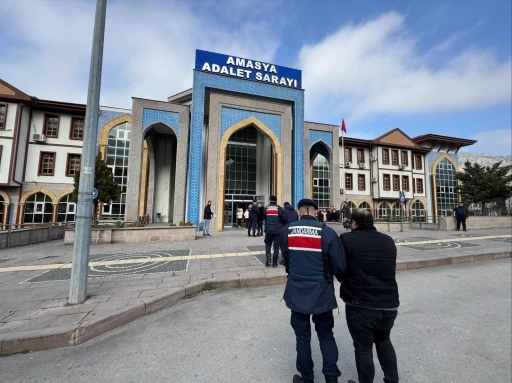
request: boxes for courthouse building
[0,50,476,231]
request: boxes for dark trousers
[291,310,341,380]
[257,220,264,235]
[248,219,257,235]
[346,305,399,383]
[264,233,280,260]
[456,217,467,231]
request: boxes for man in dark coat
[340,209,400,383]
[247,199,259,237]
[281,199,347,383]
[282,202,299,225]
[453,202,469,231]
[257,203,265,236]
[202,201,213,237]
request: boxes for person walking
[281,199,347,383]
[236,208,244,228]
[339,209,400,383]
[263,195,287,267]
[257,203,265,236]
[341,201,352,231]
[203,200,213,237]
[247,199,259,237]
[453,202,469,231]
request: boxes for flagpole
[341,119,346,202]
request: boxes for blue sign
[92,188,98,200]
[399,191,406,203]
[195,49,302,89]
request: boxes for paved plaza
[0,227,510,356]
[1,259,510,383]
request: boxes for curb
[1,251,510,356]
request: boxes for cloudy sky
[1,0,510,154]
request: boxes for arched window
[359,201,371,211]
[57,194,76,222]
[378,202,391,218]
[24,193,53,224]
[0,194,4,226]
[411,200,426,222]
[435,158,458,216]
[392,202,402,218]
[347,201,357,210]
[103,122,131,219]
[312,154,331,209]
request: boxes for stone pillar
[17,203,24,226]
[52,204,58,223]
[1,203,7,230]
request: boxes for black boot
[273,256,278,268]
[293,375,314,383]
[265,254,271,267]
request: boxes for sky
[0,0,511,155]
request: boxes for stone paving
[0,227,510,355]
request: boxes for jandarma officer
[263,195,287,267]
[280,199,347,383]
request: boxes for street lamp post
[69,0,107,305]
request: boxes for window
[345,173,353,190]
[344,148,352,163]
[400,151,408,166]
[66,154,81,177]
[436,159,458,216]
[38,152,56,176]
[103,122,131,219]
[0,103,7,130]
[392,150,399,165]
[70,118,84,140]
[383,174,391,190]
[402,176,410,192]
[358,174,366,191]
[416,178,424,194]
[357,149,365,163]
[382,149,390,165]
[24,192,53,224]
[57,194,76,222]
[378,202,391,218]
[312,154,331,209]
[411,200,426,222]
[43,114,60,138]
[393,175,400,191]
[392,202,402,217]
[359,201,371,211]
[415,155,422,170]
[225,126,258,195]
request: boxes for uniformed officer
[263,195,287,267]
[247,199,259,237]
[281,199,347,383]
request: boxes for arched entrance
[310,142,332,209]
[57,194,76,222]
[217,118,282,229]
[144,122,177,223]
[24,192,53,224]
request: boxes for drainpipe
[11,104,26,225]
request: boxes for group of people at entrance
[280,199,399,383]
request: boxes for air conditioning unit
[398,164,406,170]
[358,163,366,169]
[370,155,377,162]
[344,162,352,168]
[340,188,344,194]
[371,177,378,183]
[32,134,46,143]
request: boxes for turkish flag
[341,118,347,133]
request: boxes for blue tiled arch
[309,130,334,150]
[220,107,281,140]
[142,108,179,134]
[187,71,305,228]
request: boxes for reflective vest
[287,220,326,282]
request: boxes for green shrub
[115,221,125,228]
[178,221,194,226]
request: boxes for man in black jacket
[203,201,213,237]
[247,199,259,237]
[257,203,265,236]
[282,202,299,225]
[340,209,400,383]
[453,202,469,231]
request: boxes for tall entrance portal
[223,125,274,227]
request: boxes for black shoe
[293,375,314,383]
[265,254,271,267]
[248,233,252,237]
[273,259,278,268]
[347,381,356,383]
[325,376,338,383]
[206,234,211,237]
[253,234,256,237]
